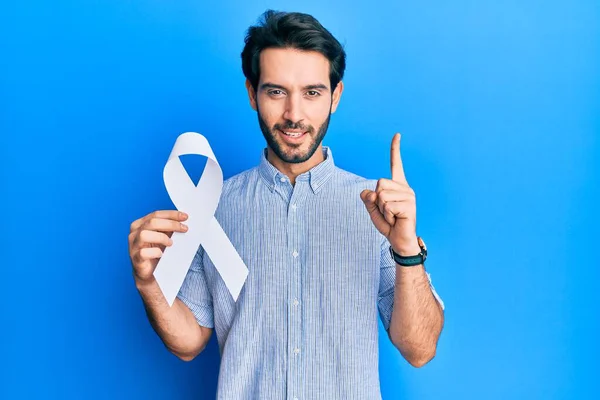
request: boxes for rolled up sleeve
[176,245,214,328]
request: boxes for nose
[282,93,304,124]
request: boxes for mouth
[278,129,308,143]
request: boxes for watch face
[417,236,427,261]
[417,236,427,252]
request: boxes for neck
[267,145,325,185]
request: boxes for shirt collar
[257,146,335,194]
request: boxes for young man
[128,10,445,400]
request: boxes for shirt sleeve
[176,245,215,328]
[377,237,445,331]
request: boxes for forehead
[259,48,330,88]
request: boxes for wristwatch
[389,236,427,267]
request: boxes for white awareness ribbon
[153,132,249,306]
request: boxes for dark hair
[241,10,346,92]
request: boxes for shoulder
[331,166,378,192]
[222,167,259,192]
[216,166,262,207]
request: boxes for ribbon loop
[154,132,249,306]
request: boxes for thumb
[360,189,390,236]
[360,190,379,213]
[360,189,376,205]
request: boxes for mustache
[274,121,313,133]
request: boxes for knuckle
[138,250,148,262]
[131,250,141,264]
[160,233,169,245]
[139,229,150,242]
[131,231,142,246]
[139,247,152,260]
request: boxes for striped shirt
[177,146,444,400]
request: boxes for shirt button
[292,250,299,258]
[291,204,297,210]
[294,347,300,355]
[293,299,299,306]
[279,177,286,182]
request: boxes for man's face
[246,48,343,164]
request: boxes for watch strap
[389,244,427,267]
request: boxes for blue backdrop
[2,1,598,399]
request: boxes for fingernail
[181,212,188,219]
[181,223,188,231]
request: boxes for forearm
[388,257,444,367]
[136,277,210,360]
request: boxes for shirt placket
[283,177,308,400]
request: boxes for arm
[129,210,212,361]
[388,241,444,367]
[361,133,444,367]
[136,277,212,361]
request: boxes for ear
[245,79,258,111]
[330,81,344,114]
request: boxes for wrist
[391,236,420,256]
[134,273,157,292]
[390,236,428,267]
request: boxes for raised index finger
[390,133,407,183]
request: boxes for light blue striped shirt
[177,146,443,400]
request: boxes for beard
[256,102,332,164]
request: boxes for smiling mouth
[278,129,308,143]
[279,129,307,138]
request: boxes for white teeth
[283,131,303,137]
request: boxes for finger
[377,188,415,204]
[377,190,411,225]
[382,201,411,220]
[390,133,407,184]
[361,190,391,234]
[375,194,400,226]
[138,247,163,261]
[131,210,188,231]
[136,230,173,248]
[381,202,396,225]
[143,217,188,234]
[375,178,410,194]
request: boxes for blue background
[2,1,598,399]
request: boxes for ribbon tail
[201,217,249,301]
[154,223,203,307]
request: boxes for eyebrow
[260,82,329,91]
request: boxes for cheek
[306,102,331,125]
[258,97,284,124]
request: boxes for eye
[306,90,321,97]
[268,89,284,96]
